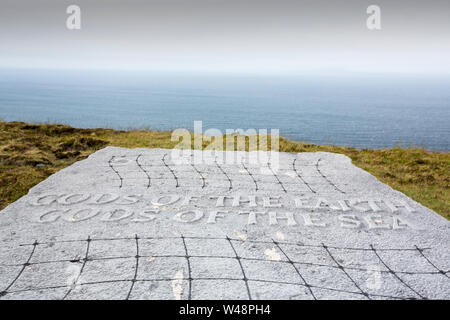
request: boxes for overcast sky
[1,0,450,74]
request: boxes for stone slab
[0,147,448,300]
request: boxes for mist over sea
[0,69,449,151]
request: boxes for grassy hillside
[0,121,448,219]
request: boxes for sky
[1,0,450,75]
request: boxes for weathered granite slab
[0,147,448,300]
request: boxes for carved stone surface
[0,147,449,300]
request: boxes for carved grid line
[226,236,252,299]
[2,236,447,300]
[17,236,435,252]
[105,155,356,194]
[272,239,316,300]
[136,155,151,188]
[1,278,409,300]
[322,243,370,299]
[4,252,444,276]
[190,155,206,189]
[370,245,425,299]
[316,158,345,194]
[215,157,232,191]
[181,235,192,300]
[162,154,179,188]
[266,161,287,193]
[62,236,91,299]
[108,156,123,188]
[241,160,258,192]
[293,158,316,193]
[126,234,140,300]
[414,245,449,279]
[0,240,37,297]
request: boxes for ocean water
[0,69,449,151]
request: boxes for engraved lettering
[338,214,361,229]
[239,211,265,225]
[384,200,415,214]
[314,198,330,210]
[209,195,233,207]
[116,195,141,205]
[89,193,119,205]
[365,215,390,229]
[207,210,228,224]
[302,214,326,227]
[232,195,258,207]
[152,195,180,206]
[101,209,133,222]
[57,194,91,205]
[263,196,282,208]
[173,210,204,223]
[132,209,160,222]
[29,194,59,206]
[392,216,413,230]
[268,211,297,226]
[181,195,200,206]
[64,208,100,222]
[38,209,66,223]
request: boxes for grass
[0,121,448,219]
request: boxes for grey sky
[1,0,449,74]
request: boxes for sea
[0,69,449,151]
